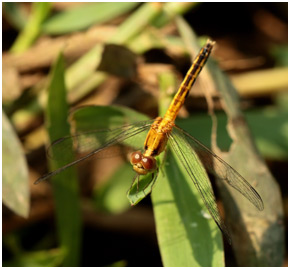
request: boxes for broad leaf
[152,148,224,266]
[3,111,30,218]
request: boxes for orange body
[132,40,215,174]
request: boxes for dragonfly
[35,40,264,241]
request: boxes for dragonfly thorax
[143,117,174,157]
[130,151,157,175]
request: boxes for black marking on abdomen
[184,90,190,99]
[152,148,158,156]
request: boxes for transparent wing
[172,126,264,211]
[47,120,154,159]
[168,130,231,241]
[35,120,154,184]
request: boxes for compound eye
[130,151,142,164]
[141,156,156,171]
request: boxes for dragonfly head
[130,151,157,175]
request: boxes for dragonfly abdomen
[163,40,215,122]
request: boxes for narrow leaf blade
[46,53,82,266]
[42,2,139,34]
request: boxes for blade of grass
[10,2,51,53]
[3,111,30,218]
[45,53,82,266]
[109,2,162,44]
[42,2,139,34]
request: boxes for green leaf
[151,148,224,266]
[10,2,51,52]
[2,111,30,218]
[127,166,159,205]
[45,53,82,266]
[42,2,139,34]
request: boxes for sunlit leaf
[42,2,139,34]
[2,112,30,218]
